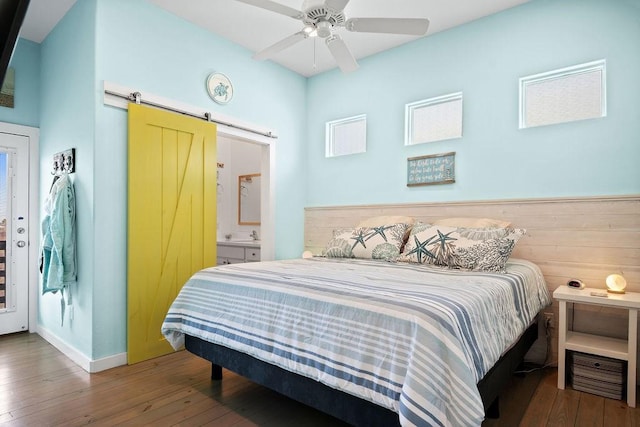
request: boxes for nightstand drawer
[245,248,261,261]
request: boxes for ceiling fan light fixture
[316,20,332,38]
[303,25,317,37]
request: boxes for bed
[162,252,551,426]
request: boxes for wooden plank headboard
[304,195,640,294]
[305,195,640,365]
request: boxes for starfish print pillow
[323,223,411,260]
[400,223,526,273]
[350,223,411,260]
[323,229,357,258]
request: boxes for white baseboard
[36,327,127,373]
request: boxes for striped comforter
[161,257,551,427]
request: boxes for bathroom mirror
[238,174,261,225]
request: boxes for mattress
[162,257,551,427]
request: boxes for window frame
[519,59,607,129]
[404,92,463,146]
[325,114,367,158]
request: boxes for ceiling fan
[235,0,430,73]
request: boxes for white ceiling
[20,0,531,77]
[19,0,77,44]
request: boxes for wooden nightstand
[553,286,640,407]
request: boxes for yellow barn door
[127,104,217,364]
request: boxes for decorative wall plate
[206,72,234,104]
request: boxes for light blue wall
[0,39,40,127]
[38,0,97,357]
[91,0,307,358]
[306,0,640,207]
[32,0,307,361]
[19,0,640,363]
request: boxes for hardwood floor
[1,332,639,426]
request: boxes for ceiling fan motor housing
[302,0,346,35]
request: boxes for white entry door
[0,132,29,334]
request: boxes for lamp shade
[606,274,627,294]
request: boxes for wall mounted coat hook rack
[52,148,75,175]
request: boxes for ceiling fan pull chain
[313,37,317,69]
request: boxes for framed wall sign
[407,151,455,186]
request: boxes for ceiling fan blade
[235,0,303,19]
[345,18,430,35]
[253,31,307,61]
[325,35,359,73]
[325,0,350,13]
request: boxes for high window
[519,60,606,129]
[326,114,367,157]
[405,92,463,145]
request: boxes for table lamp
[606,274,627,294]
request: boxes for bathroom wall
[217,135,262,241]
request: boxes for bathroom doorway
[216,135,263,244]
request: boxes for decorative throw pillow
[323,229,356,258]
[323,223,411,260]
[350,223,411,260]
[401,224,525,273]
